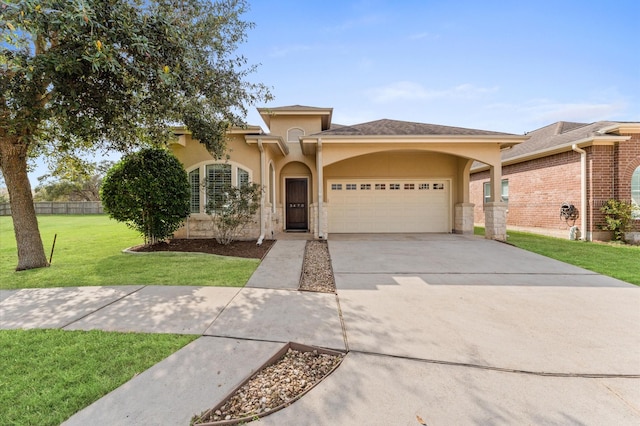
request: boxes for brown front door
[286,178,308,230]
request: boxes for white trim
[268,161,276,214]
[327,178,452,233]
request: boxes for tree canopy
[0,0,272,270]
[34,160,113,201]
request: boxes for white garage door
[328,179,450,233]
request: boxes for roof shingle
[502,121,618,160]
[314,118,516,136]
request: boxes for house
[470,121,640,241]
[169,105,528,241]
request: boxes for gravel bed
[299,240,336,293]
[193,348,343,424]
[192,239,341,425]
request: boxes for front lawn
[475,227,640,286]
[0,215,259,289]
[0,329,196,426]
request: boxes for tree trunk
[0,136,49,270]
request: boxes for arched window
[187,162,252,214]
[632,165,640,219]
[287,128,304,143]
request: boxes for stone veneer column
[321,203,328,239]
[454,203,475,234]
[309,203,317,238]
[263,203,273,238]
[484,201,508,241]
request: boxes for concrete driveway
[262,233,640,425]
[10,233,638,425]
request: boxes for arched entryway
[281,161,313,231]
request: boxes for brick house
[470,121,640,241]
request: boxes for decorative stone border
[192,343,345,425]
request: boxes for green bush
[101,148,190,245]
[205,182,261,245]
[600,199,633,242]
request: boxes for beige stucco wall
[267,116,324,141]
[169,110,514,239]
[323,150,460,203]
[170,134,262,184]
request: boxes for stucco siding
[323,151,457,200]
[172,134,262,184]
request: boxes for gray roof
[314,119,516,136]
[502,120,618,161]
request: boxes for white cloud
[526,101,627,123]
[268,44,313,58]
[486,98,630,131]
[366,81,498,103]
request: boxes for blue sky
[241,0,639,134]
[25,0,640,186]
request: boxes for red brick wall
[588,145,615,233]
[471,151,581,231]
[616,134,640,198]
[616,134,640,231]
[471,133,640,237]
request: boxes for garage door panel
[328,179,450,233]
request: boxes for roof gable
[258,105,333,131]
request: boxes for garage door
[328,179,450,233]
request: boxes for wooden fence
[0,201,104,216]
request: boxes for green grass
[0,329,196,426]
[0,215,259,289]
[475,227,640,285]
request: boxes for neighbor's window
[483,180,509,204]
[632,166,640,219]
[502,180,509,203]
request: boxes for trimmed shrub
[101,148,190,245]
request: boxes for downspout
[257,139,266,245]
[572,144,587,240]
[317,138,324,239]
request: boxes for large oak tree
[0,0,271,270]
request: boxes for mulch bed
[130,238,275,259]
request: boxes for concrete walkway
[1,235,639,425]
